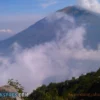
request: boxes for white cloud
[77,0,100,13]
[46,12,75,23]
[41,1,57,8]
[0,29,13,33]
[0,13,100,93]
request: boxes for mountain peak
[58,6,93,17]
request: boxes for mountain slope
[0,6,100,53]
[59,6,100,49]
[26,68,100,100]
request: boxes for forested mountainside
[26,68,100,100]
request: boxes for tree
[7,79,24,93]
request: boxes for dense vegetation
[26,68,100,100]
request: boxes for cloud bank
[77,0,100,13]
[0,29,13,33]
[0,13,100,93]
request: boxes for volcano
[0,6,100,53]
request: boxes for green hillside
[26,68,100,100]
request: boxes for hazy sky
[0,0,75,15]
[0,0,76,40]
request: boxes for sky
[0,0,76,40]
[0,0,75,15]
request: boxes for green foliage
[8,79,24,93]
[27,68,100,100]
